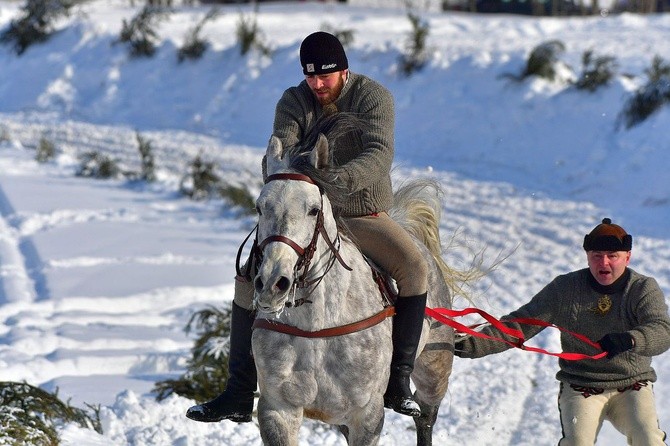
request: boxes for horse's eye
[256,204,262,216]
[308,207,320,217]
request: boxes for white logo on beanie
[321,63,337,70]
[306,63,315,73]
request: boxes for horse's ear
[310,133,330,169]
[266,136,287,174]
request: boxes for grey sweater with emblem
[458,268,670,388]
[270,71,395,217]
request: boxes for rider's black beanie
[300,31,348,75]
[583,218,633,252]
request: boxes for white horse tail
[390,178,443,258]
[390,178,480,302]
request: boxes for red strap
[425,306,607,361]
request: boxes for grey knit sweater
[271,71,395,217]
[458,268,670,388]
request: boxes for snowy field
[0,1,669,444]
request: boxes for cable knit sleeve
[266,83,316,181]
[458,276,564,359]
[273,85,312,150]
[628,275,670,357]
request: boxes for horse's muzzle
[253,273,294,313]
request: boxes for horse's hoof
[186,404,252,423]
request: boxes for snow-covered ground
[0,1,669,444]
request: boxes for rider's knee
[396,252,429,296]
[234,277,255,310]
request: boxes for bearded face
[305,70,347,106]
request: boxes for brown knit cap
[583,218,633,251]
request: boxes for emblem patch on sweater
[590,295,612,316]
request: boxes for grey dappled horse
[251,129,455,446]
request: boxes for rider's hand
[453,335,470,358]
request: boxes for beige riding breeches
[343,212,428,298]
[558,380,667,446]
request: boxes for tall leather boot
[383,293,427,418]
[186,302,257,423]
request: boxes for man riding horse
[186,31,429,423]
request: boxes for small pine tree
[136,132,156,182]
[76,151,122,179]
[218,184,256,216]
[0,0,77,55]
[618,79,670,129]
[178,155,256,213]
[645,55,670,82]
[399,11,430,76]
[179,155,222,200]
[574,50,618,92]
[0,381,102,445]
[618,55,670,129]
[500,40,568,83]
[521,40,566,81]
[177,7,220,62]
[153,305,233,402]
[236,12,271,56]
[117,5,167,58]
[0,404,59,446]
[35,135,56,163]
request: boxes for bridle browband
[265,172,316,184]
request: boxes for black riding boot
[186,302,257,423]
[383,293,427,418]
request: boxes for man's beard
[314,74,345,106]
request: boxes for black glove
[454,338,472,358]
[598,332,634,359]
[454,340,465,357]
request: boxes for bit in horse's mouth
[254,301,285,317]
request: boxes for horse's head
[253,135,336,314]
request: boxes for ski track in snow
[0,175,42,304]
[0,126,243,403]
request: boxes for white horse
[250,123,456,446]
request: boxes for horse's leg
[412,370,446,446]
[415,401,440,446]
[338,425,349,442]
[345,401,385,446]
[257,397,302,446]
[411,335,454,446]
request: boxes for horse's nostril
[276,276,290,292]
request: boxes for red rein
[426,306,607,361]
